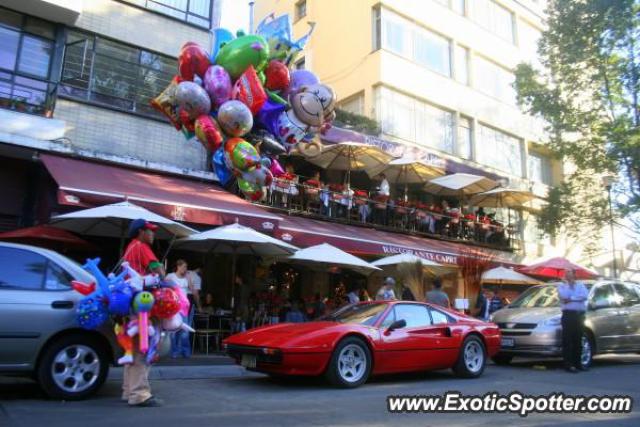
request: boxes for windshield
[509,284,593,308]
[322,303,388,326]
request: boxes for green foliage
[514,0,640,236]
[334,109,381,136]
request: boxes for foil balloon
[108,283,133,316]
[178,42,211,81]
[203,65,232,107]
[211,28,235,62]
[284,69,320,98]
[194,115,224,152]
[176,81,211,119]
[174,284,190,317]
[162,313,195,332]
[242,163,273,187]
[71,280,96,296]
[232,65,267,115]
[76,294,109,330]
[151,287,180,319]
[246,129,286,156]
[217,100,253,137]
[224,137,260,172]
[270,158,285,177]
[276,109,310,151]
[213,148,233,186]
[290,83,337,127]
[256,14,315,66]
[150,76,182,130]
[237,178,264,201]
[264,60,290,92]
[214,32,269,80]
[133,291,154,354]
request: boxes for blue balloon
[108,284,133,316]
[210,28,235,62]
[213,148,233,186]
[76,294,109,330]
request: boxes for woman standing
[166,259,194,358]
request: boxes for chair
[192,314,222,354]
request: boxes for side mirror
[386,319,406,332]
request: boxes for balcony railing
[0,70,58,117]
[254,177,522,252]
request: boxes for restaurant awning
[41,154,281,230]
[274,216,516,266]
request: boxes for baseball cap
[128,218,158,238]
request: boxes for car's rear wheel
[491,353,513,365]
[453,335,486,378]
[37,333,109,400]
[580,333,594,369]
[325,337,371,388]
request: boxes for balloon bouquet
[73,259,193,365]
[151,14,335,201]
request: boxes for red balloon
[178,42,211,81]
[264,60,290,91]
[232,65,268,115]
[179,109,195,132]
[71,280,96,296]
[195,115,224,152]
[151,288,180,319]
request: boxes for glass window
[612,284,640,307]
[122,0,213,28]
[45,262,72,290]
[477,124,523,176]
[519,19,542,68]
[379,8,451,77]
[428,307,452,324]
[338,93,364,115]
[452,0,466,15]
[474,56,516,104]
[454,44,469,85]
[468,0,514,43]
[60,30,176,118]
[509,285,560,308]
[324,303,388,326]
[376,86,454,153]
[18,35,52,78]
[457,116,472,159]
[591,284,616,307]
[528,152,552,185]
[0,26,20,70]
[393,304,431,328]
[295,0,307,20]
[0,247,47,290]
[523,213,542,243]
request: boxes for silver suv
[491,281,640,367]
[0,242,118,400]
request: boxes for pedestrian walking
[557,269,589,373]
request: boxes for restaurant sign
[381,245,458,265]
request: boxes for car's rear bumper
[226,344,330,376]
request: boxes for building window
[0,8,56,116]
[295,0,307,21]
[457,116,472,159]
[454,44,469,85]
[338,93,365,116]
[121,0,214,28]
[528,152,552,185]
[473,55,516,104]
[60,30,176,119]
[375,86,454,154]
[374,8,451,77]
[433,0,465,15]
[468,0,515,43]
[519,19,542,69]
[477,124,523,176]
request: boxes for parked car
[0,242,119,400]
[223,301,501,388]
[490,281,640,367]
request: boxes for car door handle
[51,300,74,309]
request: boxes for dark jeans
[561,310,585,368]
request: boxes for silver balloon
[217,100,253,137]
[175,81,211,118]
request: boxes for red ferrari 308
[223,301,501,388]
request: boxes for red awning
[0,224,95,251]
[41,154,281,230]
[275,216,515,266]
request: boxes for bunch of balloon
[150,13,336,200]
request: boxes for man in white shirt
[379,174,390,197]
[376,277,397,301]
[187,268,203,312]
[557,269,589,373]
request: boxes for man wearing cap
[376,277,397,301]
[121,219,165,407]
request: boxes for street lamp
[248,1,255,33]
[601,175,617,278]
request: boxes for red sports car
[223,301,501,388]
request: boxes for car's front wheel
[453,335,486,378]
[325,337,371,388]
[37,333,109,400]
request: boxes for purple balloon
[203,65,232,107]
[284,69,319,99]
[270,158,285,177]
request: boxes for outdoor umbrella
[518,257,599,280]
[469,188,535,208]
[425,173,498,197]
[481,266,541,285]
[306,142,394,187]
[371,253,457,277]
[284,243,381,276]
[0,224,95,252]
[366,158,445,199]
[174,222,299,307]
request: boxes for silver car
[491,281,640,367]
[0,242,119,400]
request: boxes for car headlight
[543,315,561,327]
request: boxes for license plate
[501,338,515,348]
[241,354,257,368]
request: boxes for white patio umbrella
[174,222,299,307]
[425,173,498,197]
[470,188,535,208]
[481,266,541,285]
[306,142,394,187]
[371,253,457,277]
[284,243,381,276]
[367,158,445,199]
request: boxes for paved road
[1,355,639,427]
